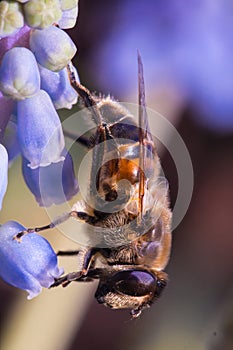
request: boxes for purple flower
[0,144,8,210]
[29,26,77,71]
[17,89,65,169]
[0,1,24,38]
[0,2,81,215]
[0,47,40,100]
[22,150,79,207]
[0,221,64,299]
[23,0,62,29]
[39,65,78,110]
[58,4,79,29]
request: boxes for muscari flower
[17,89,65,169]
[0,0,79,39]
[30,26,77,71]
[0,1,24,38]
[0,221,64,299]
[23,0,62,29]
[58,0,79,29]
[0,2,79,209]
[22,150,78,207]
[0,46,40,100]
[39,64,78,109]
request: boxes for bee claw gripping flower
[0,221,64,299]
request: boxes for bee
[16,53,172,318]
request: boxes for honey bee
[16,53,172,318]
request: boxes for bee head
[95,269,167,317]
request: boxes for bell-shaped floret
[22,150,79,206]
[0,1,24,38]
[17,89,65,169]
[39,65,78,109]
[23,0,62,29]
[0,47,40,100]
[58,5,78,29]
[0,221,64,299]
[29,26,77,71]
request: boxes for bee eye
[112,270,156,297]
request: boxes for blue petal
[17,89,65,169]
[2,120,20,165]
[29,26,77,71]
[0,144,8,210]
[39,65,78,110]
[0,47,40,100]
[0,91,14,140]
[22,150,79,207]
[58,5,78,29]
[0,221,64,299]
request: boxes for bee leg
[70,210,97,225]
[52,247,100,288]
[13,212,71,241]
[13,207,98,241]
[56,250,80,256]
[51,270,101,287]
[51,272,82,287]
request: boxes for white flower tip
[27,156,66,169]
[26,287,42,300]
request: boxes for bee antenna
[67,63,103,126]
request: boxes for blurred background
[1,0,233,349]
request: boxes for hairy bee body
[65,63,172,316]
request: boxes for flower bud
[0,47,40,100]
[0,1,24,38]
[58,5,78,29]
[0,221,64,299]
[59,0,78,11]
[30,26,77,71]
[23,0,62,29]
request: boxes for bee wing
[138,51,151,142]
[144,176,169,218]
[138,52,155,217]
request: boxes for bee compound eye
[112,270,157,297]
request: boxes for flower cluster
[0,1,80,296]
[0,0,78,38]
[0,1,79,208]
